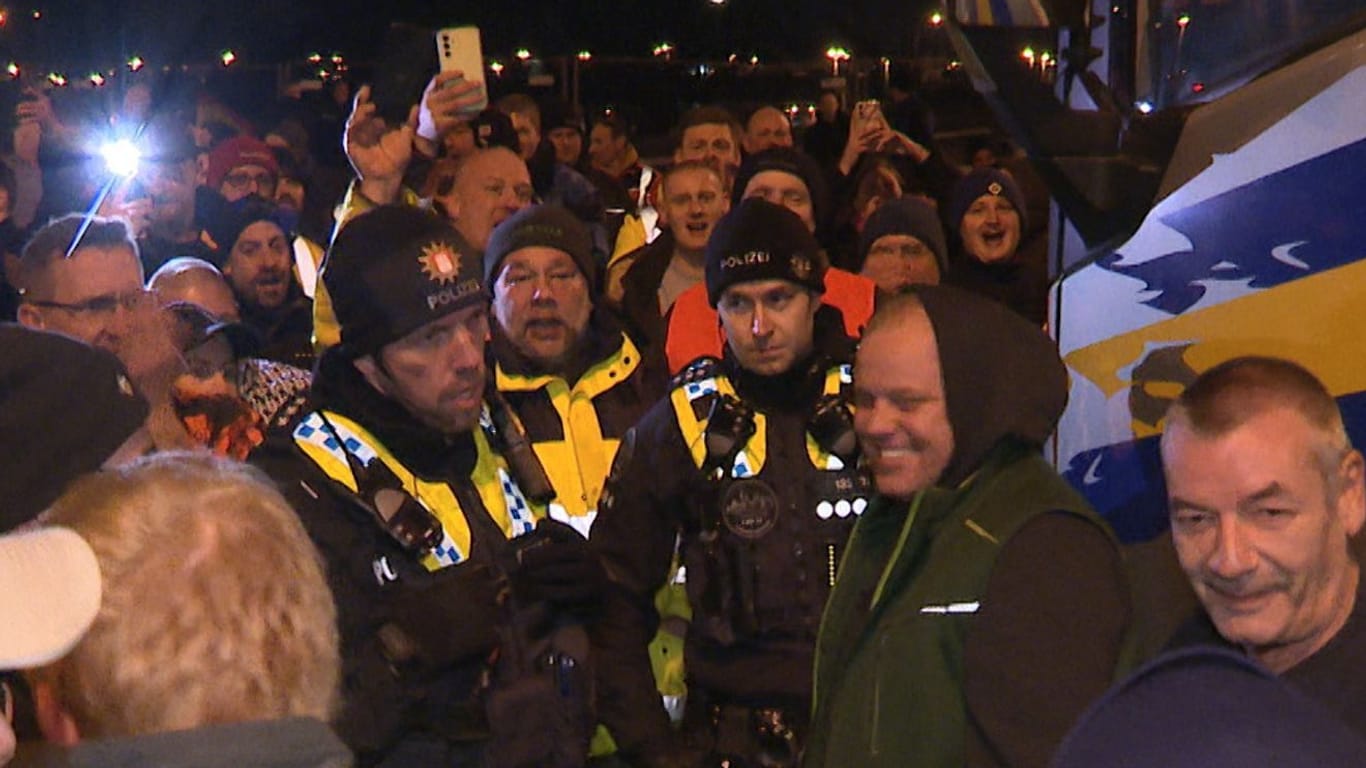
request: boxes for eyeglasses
[222,170,277,192]
[25,289,150,317]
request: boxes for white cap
[0,527,102,669]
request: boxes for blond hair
[37,452,339,738]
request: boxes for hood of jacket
[913,284,1067,487]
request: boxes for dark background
[4,0,939,74]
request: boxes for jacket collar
[309,346,478,480]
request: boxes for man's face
[860,234,940,293]
[509,112,541,160]
[661,168,728,254]
[588,124,625,170]
[275,176,306,213]
[355,302,490,435]
[742,171,815,233]
[959,194,1021,264]
[222,220,292,311]
[450,149,534,250]
[675,123,741,182]
[853,307,955,499]
[744,108,794,154]
[145,158,198,229]
[1164,408,1366,672]
[217,163,277,203]
[492,246,592,372]
[716,279,818,377]
[547,126,583,166]
[18,244,148,358]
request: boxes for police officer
[590,199,871,767]
[251,205,602,768]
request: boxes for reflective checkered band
[428,530,463,567]
[733,451,755,478]
[498,468,537,537]
[294,411,379,465]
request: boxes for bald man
[148,257,241,321]
[743,106,795,155]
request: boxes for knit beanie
[947,167,1027,234]
[324,205,485,356]
[705,198,825,306]
[205,135,280,191]
[857,197,948,273]
[200,195,293,268]
[730,147,830,234]
[483,204,597,288]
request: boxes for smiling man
[590,199,868,766]
[1162,356,1366,735]
[806,288,1130,768]
[944,167,1049,325]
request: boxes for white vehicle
[946,1,1366,540]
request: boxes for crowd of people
[1,44,1363,768]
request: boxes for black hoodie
[912,283,1068,488]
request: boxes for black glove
[380,561,501,670]
[507,518,608,609]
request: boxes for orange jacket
[663,267,876,374]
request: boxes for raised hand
[344,84,419,205]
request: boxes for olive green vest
[805,446,1120,768]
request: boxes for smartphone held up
[370,22,487,128]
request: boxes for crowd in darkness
[1,26,1364,768]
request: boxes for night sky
[8,0,937,74]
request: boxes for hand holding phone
[416,28,488,146]
[436,27,488,112]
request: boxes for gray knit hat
[483,204,597,288]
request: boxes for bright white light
[1135,100,1154,114]
[101,139,141,178]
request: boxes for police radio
[484,389,557,505]
[703,394,756,479]
[317,413,445,555]
[808,395,860,465]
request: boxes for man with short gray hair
[1162,355,1366,736]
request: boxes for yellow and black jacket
[250,346,549,764]
[588,307,869,760]
[491,308,667,535]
